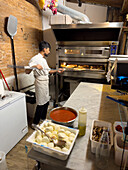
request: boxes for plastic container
[26,120,79,160]
[90,119,113,154]
[78,107,87,136]
[96,131,110,169]
[113,121,127,135]
[114,134,128,167]
[0,151,8,170]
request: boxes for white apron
[29,53,51,105]
[35,76,49,105]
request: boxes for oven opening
[60,62,106,72]
[85,50,102,54]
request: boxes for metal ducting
[28,0,90,22]
[57,3,90,23]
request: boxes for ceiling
[66,0,128,14]
[26,0,128,15]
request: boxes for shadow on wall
[4,17,10,37]
[43,28,56,68]
[24,27,43,43]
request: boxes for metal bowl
[49,107,78,126]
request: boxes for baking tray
[26,120,79,160]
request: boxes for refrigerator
[0,91,28,154]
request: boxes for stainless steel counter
[28,82,126,170]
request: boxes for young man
[26,41,63,125]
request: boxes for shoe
[31,124,35,130]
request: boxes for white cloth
[29,53,51,105]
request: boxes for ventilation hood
[51,22,123,42]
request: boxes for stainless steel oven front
[57,46,109,79]
[51,22,123,104]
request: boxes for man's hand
[36,64,43,70]
[58,68,64,73]
[25,69,32,74]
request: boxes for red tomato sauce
[50,109,76,122]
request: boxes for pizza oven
[51,22,123,104]
[57,46,109,79]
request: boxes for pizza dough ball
[66,141,72,149]
[65,130,71,136]
[63,136,69,142]
[62,147,69,152]
[54,125,60,131]
[58,133,67,139]
[69,133,76,138]
[52,131,58,136]
[48,142,54,148]
[58,129,65,133]
[36,135,42,143]
[45,126,53,132]
[43,122,48,127]
[54,146,61,151]
[51,134,57,139]
[42,136,50,143]
[46,131,52,137]
[36,130,42,137]
[48,122,55,127]
[50,131,58,139]
[40,142,48,147]
[68,137,74,142]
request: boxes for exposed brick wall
[0,0,43,78]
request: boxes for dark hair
[39,41,51,52]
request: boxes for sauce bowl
[49,107,78,126]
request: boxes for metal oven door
[58,47,109,57]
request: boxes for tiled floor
[6,117,36,170]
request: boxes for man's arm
[25,64,43,74]
[25,69,32,74]
[49,68,64,74]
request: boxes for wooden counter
[28,82,126,170]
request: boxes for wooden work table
[28,82,126,170]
